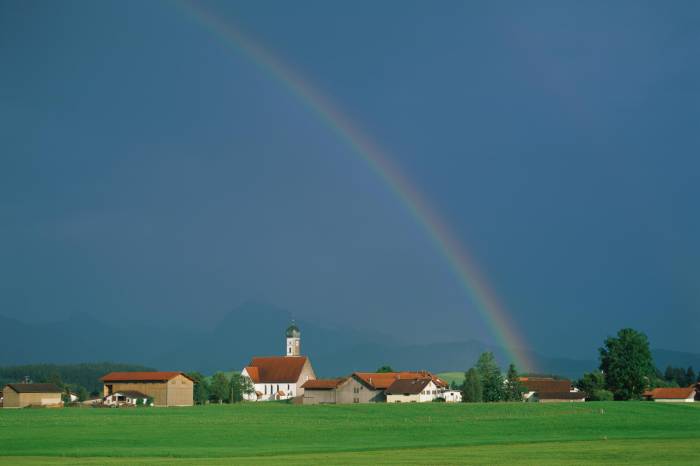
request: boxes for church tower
[285,322,301,356]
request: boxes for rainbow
[177,1,535,372]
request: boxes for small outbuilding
[301,378,346,404]
[2,383,63,408]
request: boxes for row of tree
[187,372,255,404]
[576,328,700,400]
[461,352,524,402]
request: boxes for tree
[576,371,614,401]
[209,372,230,403]
[475,352,504,402]
[504,364,524,402]
[599,328,654,400]
[229,373,254,403]
[686,367,696,386]
[376,366,394,373]
[461,368,483,402]
[187,372,210,405]
[77,386,89,402]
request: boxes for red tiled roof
[302,378,345,390]
[100,372,193,383]
[243,366,260,383]
[247,356,308,383]
[518,378,573,393]
[353,371,445,390]
[647,387,696,400]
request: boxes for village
[2,323,698,409]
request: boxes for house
[100,372,194,407]
[301,378,346,404]
[643,386,699,403]
[386,378,439,403]
[242,323,316,401]
[518,377,585,403]
[441,390,463,403]
[2,383,63,408]
[103,390,151,407]
[304,371,448,404]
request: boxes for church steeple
[285,321,301,356]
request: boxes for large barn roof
[301,378,345,390]
[4,383,63,394]
[646,387,696,400]
[247,356,308,383]
[100,372,193,383]
[518,378,573,393]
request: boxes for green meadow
[1,402,699,465]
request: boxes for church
[241,323,316,401]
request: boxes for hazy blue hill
[0,304,696,380]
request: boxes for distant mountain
[0,303,695,380]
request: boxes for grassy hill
[0,402,698,464]
[437,371,465,386]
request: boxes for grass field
[1,402,699,464]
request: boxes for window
[353,397,359,403]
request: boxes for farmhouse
[643,386,699,403]
[2,383,63,408]
[386,378,439,403]
[241,323,316,401]
[303,371,449,404]
[518,377,585,403]
[100,372,194,407]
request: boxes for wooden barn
[100,372,194,407]
[2,383,63,408]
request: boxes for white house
[386,378,439,403]
[103,390,151,407]
[241,323,316,401]
[441,390,463,403]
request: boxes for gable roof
[518,378,573,393]
[353,371,445,390]
[247,356,308,383]
[5,383,63,394]
[646,387,696,400]
[302,378,346,390]
[386,378,432,395]
[243,366,260,383]
[100,372,193,383]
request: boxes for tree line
[459,328,700,402]
[187,371,255,404]
[0,362,156,400]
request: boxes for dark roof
[5,383,63,394]
[537,391,586,400]
[302,378,345,390]
[519,378,573,393]
[100,372,194,383]
[385,378,432,395]
[248,356,308,383]
[112,390,148,398]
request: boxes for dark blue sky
[1,0,698,358]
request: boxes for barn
[2,383,63,408]
[100,372,194,407]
